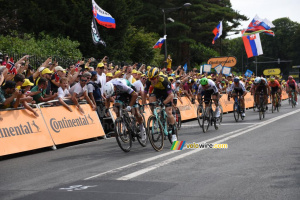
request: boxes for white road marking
[181,123,256,127]
[84,124,256,180]
[117,109,300,180]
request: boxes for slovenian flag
[212,21,222,44]
[243,15,275,36]
[92,0,116,29]
[153,35,167,49]
[242,32,263,58]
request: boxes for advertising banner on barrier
[40,105,105,145]
[177,97,197,120]
[0,108,54,156]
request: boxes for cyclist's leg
[212,92,220,117]
[149,91,157,113]
[240,90,246,111]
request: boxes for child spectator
[31,77,58,104]
[57,77,72,112]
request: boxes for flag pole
[255,56,258,75]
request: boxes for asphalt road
[0,99,299,200]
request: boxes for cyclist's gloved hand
[126,106,132,112]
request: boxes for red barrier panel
[40,105,105,145]
[0,108,54,156]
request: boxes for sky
[228,0,300,38]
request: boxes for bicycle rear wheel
[202,108,210,133]
[115,117,132,152]
[147,115,164,151]
[233,103,239,122]
[197,106,204,128]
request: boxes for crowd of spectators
[0,53,294,125]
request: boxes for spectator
[106,72,113,82]
[57,77,72,112]
[69,75,96,114]
[31,77,58,104]
[87,71,102,106]
[0,81,22,109]
[50,66,65,93]
[123,65,134,84]
[19,79,39,117]
[14,74,25,89]
[96,62,106,94]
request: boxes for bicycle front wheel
[202,108,210,133]
[197,106,204,128]
[233,103,239,122]
[115,117,132,152]
[147,115,164,151]
[132,116,147,147]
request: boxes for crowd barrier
[0,103,105,156]
[0,91,290,156]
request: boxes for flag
[92,0,116,29]
[153,35,167,49]
[183,63,187,72]
[242,32,263,58]
[6,57,17,75]
[243,15,275,36]
[91,17,106,46]
[245,69,253,77]
[75,61,80,72]
[54,72,60,82]
[212,21,222,44]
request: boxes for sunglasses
[150,77,157,81]
[142,78,147,80]
[81,80,87,82]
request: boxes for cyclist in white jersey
[228,77,247,117]
[197,78,220,117]
[103,78,146,140]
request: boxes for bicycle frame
[152,104,169,136]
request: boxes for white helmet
[254,77,261,85]
[196,79,201,85]
[103,82,114,98]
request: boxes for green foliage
[0,0,248,67]
[0,31,82,67]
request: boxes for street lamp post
[161,3,192,60]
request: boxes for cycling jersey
[109,78,134,95]
[287,79,297,89]
[228,81,246,92]
[197,79,218,94]
[144,75,172,95]
[268,80,280,88]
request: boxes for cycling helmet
[254,77,261,84]
[103,82,114,98]
[288,75,293,79]
[233,77,240,83]
[196,79,201,85]
[148,67,159,79]
[270,77,275,82]
[200,77,208,86]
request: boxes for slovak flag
[212,21,222,44]
[153,35,167,49]
[242,31,263,58]
[75,61,80,72]
[243,15,275,36]
[6,57,17,75]
[92,0,116,29]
